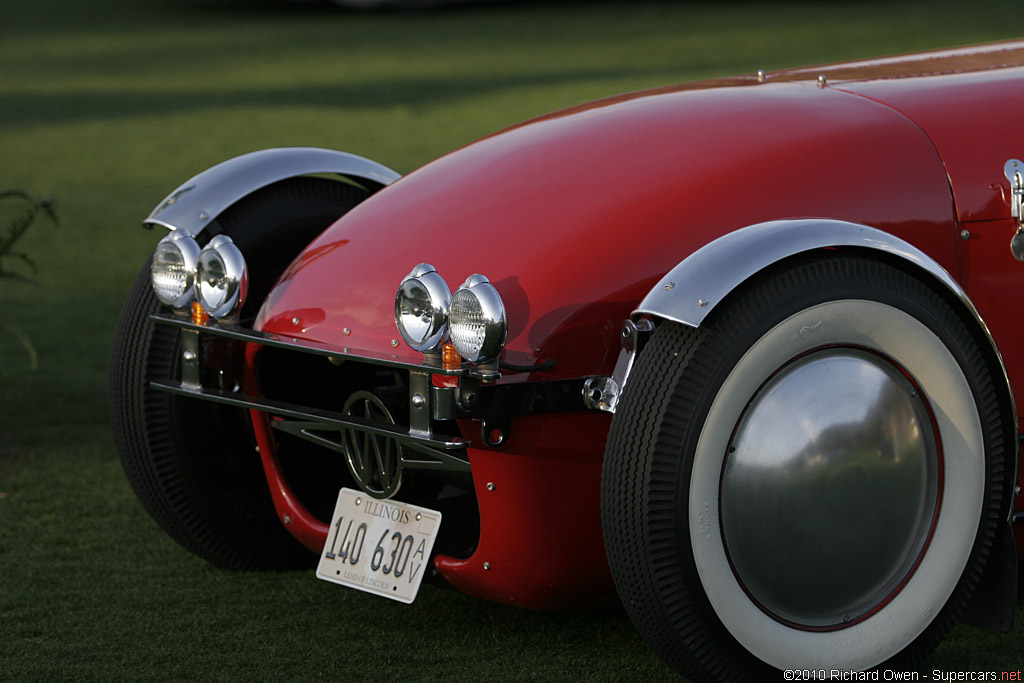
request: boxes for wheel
[110,177,371,570]
[601,253,1013,679]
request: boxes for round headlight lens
[151,229,200,310]
[196,234,248,319]
[449,274,506,363]
[395,263,451,352]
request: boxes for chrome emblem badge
[341,391,403,499]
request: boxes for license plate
[315,487,441,604]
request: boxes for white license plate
[315,487,441,604]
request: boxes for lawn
[1,0,1022,680]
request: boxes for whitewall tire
[601,254,1012,680]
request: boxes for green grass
[2,0,1023,680]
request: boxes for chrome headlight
[449,274,506,363]
[195,234,248,319]
[395,263,451,352]
[151,229,201,311]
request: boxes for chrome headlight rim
[151,229,201,311]
[195,234,249,319]
[449,274,507,364]
[395,263,452,353]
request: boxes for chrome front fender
[635,219,970,327]
[144,147,402,235]
[632,217,1018,522]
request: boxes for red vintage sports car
[111,40,1024,680]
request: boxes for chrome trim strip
[151,313,463,376]
[150,378,471,457]
[145,147,402,235]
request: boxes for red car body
[113,40,1024,678]
[257,39,1024,591]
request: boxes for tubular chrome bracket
[1003,159,1024,262]
[583,318,655,413]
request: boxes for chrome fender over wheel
[144,147,400,236]
[601,254,1014,679]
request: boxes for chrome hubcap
[720,347,940,628]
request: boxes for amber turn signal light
[191,301,210,326]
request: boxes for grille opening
[255,345,481,560]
